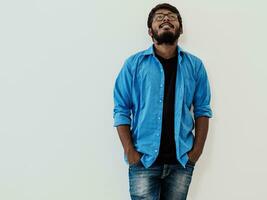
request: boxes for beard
[151,27,181,45]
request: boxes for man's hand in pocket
[126,148,142,165]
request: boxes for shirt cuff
[194,105,213,119]
[113,114,131,127]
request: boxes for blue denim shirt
[113,45,212,168]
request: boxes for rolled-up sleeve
[193,61,213,119]
[113,60,133,127]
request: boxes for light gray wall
[0,0,266,199]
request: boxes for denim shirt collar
[142,44,184,65]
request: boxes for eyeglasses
[154,13,178,21]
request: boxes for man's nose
[162,16,170,22]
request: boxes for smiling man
[113,3,212,200]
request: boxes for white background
[1,0,267,199]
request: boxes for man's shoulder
[180,49,207,77]
[124,48,149,64]
[121,48,150,73]
[181,49,203,65]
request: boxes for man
[113,3,212,200]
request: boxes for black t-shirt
[154,49,180,165]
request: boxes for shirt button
[160,84,163,87]
[155,149,158,152]
[159,100,162,103]
[156,134,160,136]
[158,117,161,120]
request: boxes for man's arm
[188,60,212,163]
[188,116,209,163]
[113,60,141,164]
[116,125,141,164]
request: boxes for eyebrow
[155,12,173,15]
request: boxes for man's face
[149,9,182,45]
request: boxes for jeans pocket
[129,152,144,167]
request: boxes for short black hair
[147,3,183,33]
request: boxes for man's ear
[180,26,183,35]
[148,28,153,37]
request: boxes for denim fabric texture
[113,45,212,168]
[128,159,195,200]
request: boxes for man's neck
[153,43,178,59]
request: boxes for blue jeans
[128,159,195,200]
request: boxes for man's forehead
[155,9,174,14]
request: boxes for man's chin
[151,29,180,45]
[159,28,173,33]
